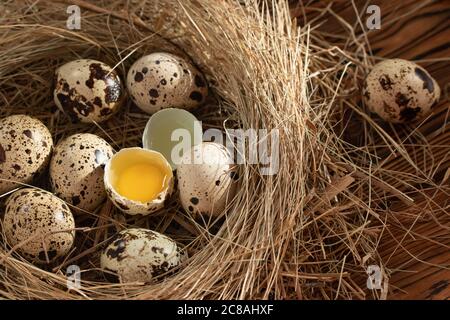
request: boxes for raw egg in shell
[104,148,174,215]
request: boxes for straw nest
[0,0,449,300]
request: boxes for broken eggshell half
[142,108,203,170]
[104,147,174,215]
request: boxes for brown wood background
[291,0,450,300]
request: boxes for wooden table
[291,0,450,299]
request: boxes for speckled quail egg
[362,59,441,123]
[126,52,208,114]
[104,148,174,215]
[50,133,113,212]
[3,188,75,264]
[177,142,238,217]
[0,115,53,195]
[101,228,186,283]
[54,59,124,123]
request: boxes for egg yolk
[115,163,167,203]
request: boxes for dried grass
[0,0,448,300]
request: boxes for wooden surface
[291,0,450,300]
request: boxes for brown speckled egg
[3,188,75,264]
[54,59,124,123]
[177,142,238,217]
[0,115,53,195]
[50,133,114,213]
[126,52,208,114]
[100,228,186,283]
[362,59,441,123]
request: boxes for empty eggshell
[177,142,238,217]
[104,148,174,215]
[54,59,124,123]
[50,133,114,212]
[126,52,208,114]
[362,59,441,123]
[142,108,203,170]
[0,115,53,195]
[3,188,75,264]
[100,228,186,283]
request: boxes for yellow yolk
[115,163,166,203]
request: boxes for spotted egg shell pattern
[0,115,53,195]
[101,228,186,283]
[54,59,124,123]
[177,142,238,217]
[362,59,441,123]
[3,188,75,264]
[50,133,114,212]
[126,52,208,114]
[105,179,174,216]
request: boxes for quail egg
[101,228,186,283]
[54,59,124,123]
[362,59,441,123]
[0,115,53,195]
[104,148,174,215]
[3,188,75,264]
[177,142,238,217]
[50,133,113,212]
[126,52,208,114]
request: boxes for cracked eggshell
[177,142,238,217]
[104,148,174,216]
[142,108,203,170]
[362,59,441,123]
[3,188,75,264]
[54,59,124,123]
[100,228,187,283]
[126,52,208,114]
[50,133,113,213]
[0,115,53,195]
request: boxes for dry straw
[0,0,448,300]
